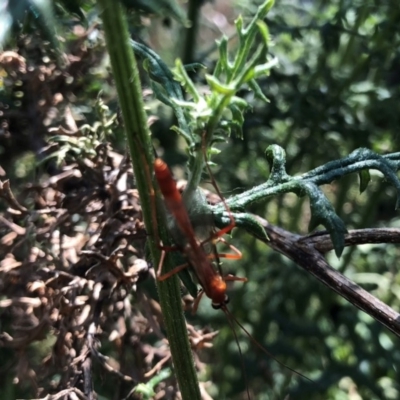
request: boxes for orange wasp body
[151,157,312,398]
[153,157,243,308]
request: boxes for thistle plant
[2,0,400,399]
[134,0,277,196]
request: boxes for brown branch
[244,216,400,338]
[143,354,171,378]
[303,227,400,253]
[81,332,95,400]
[27,388,88,400]
[87,322,136,383]
[0,180,28,214]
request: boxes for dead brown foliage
[0,37,214,399]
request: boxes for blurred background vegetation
[1,0,400,399]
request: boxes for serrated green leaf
[235,15,243,34]
[248,80,269,103]
[170,125,192,143]
[215,36,230,78]
[230,96,249,109]
[183,62,205,73]
[150,81,173,106]
[253,56,279,78]
[228,104,245,139]
[242,67,255,83]
[256,20,270,44]
[205,74,235,95]
[308,212,347,257]
[359,169,371,193]
[228,120,243,138]
[211,134,229,144]
[349,148,400,209]
[305,183,347,257]
[174,58,200,102]
[266,0,275,12]
[209,147,221,155]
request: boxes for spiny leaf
[265,144,290,182]
[350,148,400,209]
[205,74,235,95]
[265,145,349,256]
[214,36,230,78]
[304,182,347,257]
[183,62,205,73]
[260,0,275,14]
[248,79,269,103]
[253,56,279,78]
[228,103,245,139]
[256,20,270,44]
[174,58,200,102]
[131,40,191,142]
[359,169,371,193]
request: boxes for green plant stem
[97,1,200,399]
[185,148,204,196]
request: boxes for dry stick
[82,348,95,400]
[247,216,400,337]
[143,354,171,378]
[0,179,28,214]
[87,322,135,383]
[0,215,26,235]
[28,388,88,400]
[304,228,400,252]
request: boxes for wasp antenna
[223,306,314,384]
[222,305,251,400]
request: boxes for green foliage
[42,97,117,165]
[213,146,400,258]
[172,1,277,178]
[131,369,171,399]
[130,1,278,201]
[205,1,400,398]
[1,0,400,399]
